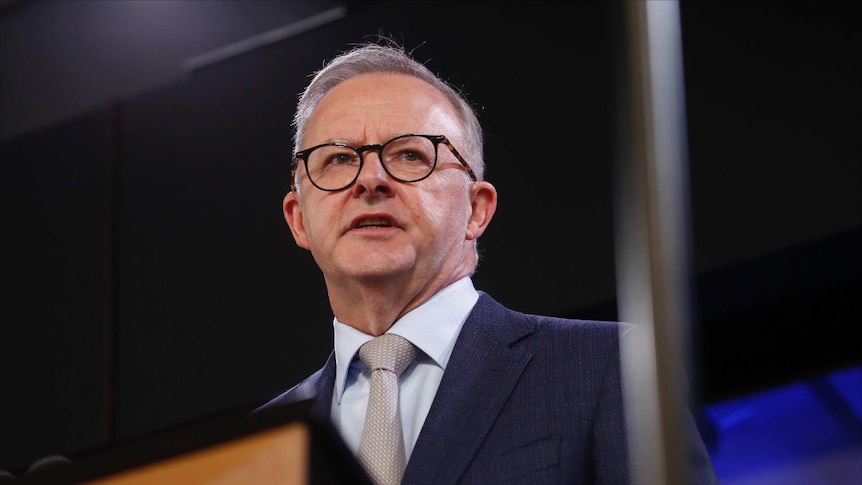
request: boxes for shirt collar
[332,276,479,402]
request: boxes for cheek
[300,199,338,244]
[413,184,470,235]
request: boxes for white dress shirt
[330,276,479,462]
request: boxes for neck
[325,265,473,336]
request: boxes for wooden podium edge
[19,399,372,485]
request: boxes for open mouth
[354,217,393,229]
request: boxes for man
[259,40,718,485]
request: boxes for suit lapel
[403,294,534,485]
[312,352,337,418]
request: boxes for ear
[465,181,497,240]
[283,191,310,249]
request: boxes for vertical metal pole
[614,1,694,484]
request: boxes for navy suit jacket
[260,292,718,484]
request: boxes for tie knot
[359,334,417,377]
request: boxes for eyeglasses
[290,134,477,192]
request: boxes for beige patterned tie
[357,334,417,485]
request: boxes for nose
[351,149,394,197]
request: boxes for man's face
[283,73,494,291]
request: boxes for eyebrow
[320,134,413,147]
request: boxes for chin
[346,254,415,280]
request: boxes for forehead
[303,73,463,146]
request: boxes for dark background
[1,0,859,475]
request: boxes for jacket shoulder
[255,366,326,413]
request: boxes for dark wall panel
[0,111,107,472]
[679,1,861,400]
[115,50,332,440]
[680,1,862,272]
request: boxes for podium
[19,399,374,485]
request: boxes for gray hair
[292,40,486,181]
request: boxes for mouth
[352,216,396,229]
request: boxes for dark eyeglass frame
[290,133,477,192]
